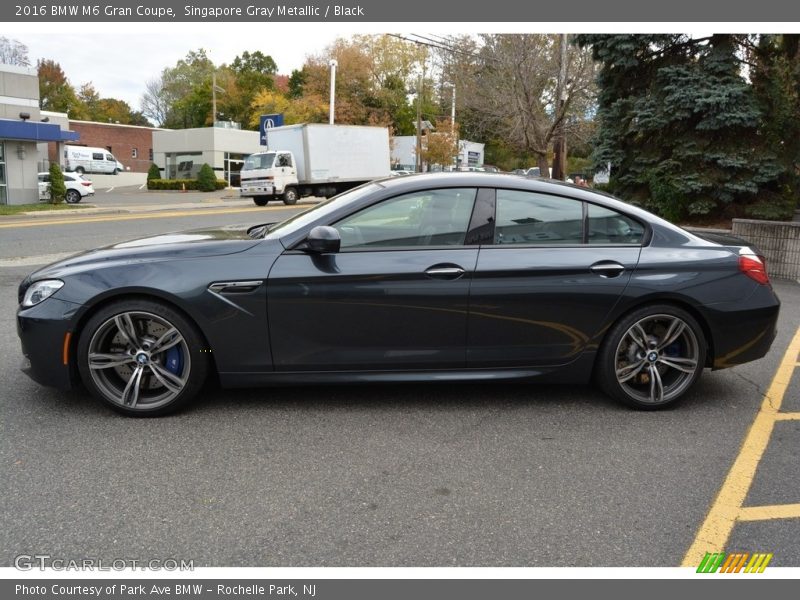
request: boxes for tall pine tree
[578,34,783,221]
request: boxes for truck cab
[240,151,299,206]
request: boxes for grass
[0,203,89,216]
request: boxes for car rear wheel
[65,189,82,204]
[282,187,298,205]
[596,305,706,409]
[253,196,269,206]
[77,300,208,416]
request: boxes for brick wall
[732,219,800,281]
[52,121,163,173]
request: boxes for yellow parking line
[682,326,800,567]
[0,205,287,229]
[775,412,800,421]
[738,504,800,522]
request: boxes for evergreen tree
[751,34,800,219]
[48,163,67,205]
[577,34,783,221]
[196,163,217,192]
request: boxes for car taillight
[81,182,92,186]
[739,254,770,286]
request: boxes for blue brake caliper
[164,346,183,375]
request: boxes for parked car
[17,173,779,416]
[38,172,96,204]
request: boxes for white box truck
[64,146,125,175]
[239,124,391,206]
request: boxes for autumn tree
[420,119,460,169]
[37,59,84,116]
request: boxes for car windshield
[264,183,383,238]
[243,153,276,170]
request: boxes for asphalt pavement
[1,196,799,567]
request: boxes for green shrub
[196,163,217,192]
[48,163,67,204]
[147,163,161,181]
[147,178,226,191]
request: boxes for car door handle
[590,261,626,278]
[425,265,466,280]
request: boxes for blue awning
[0,119,79,142]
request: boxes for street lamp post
[329,59,338,125]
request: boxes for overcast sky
[12,23,729,120]
[14,23,348,113]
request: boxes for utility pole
[212,70,217,126]
[415,66,424,173]
[552,33,568,181]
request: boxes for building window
[148,148,153,161]
[106,146,112,153]
[132,148,138,159]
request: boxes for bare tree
[466,34,596,175]
[0,36,30,67]
[140,76,170,127]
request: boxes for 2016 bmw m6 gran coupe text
[18,173,780,416]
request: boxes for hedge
[147,178,227,191]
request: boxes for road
[1,200,799,567]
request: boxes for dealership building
[0,65,78,205]
[152,124,262,186]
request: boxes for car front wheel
[596,305,706,409]
[77,300,208,416]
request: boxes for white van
[64,146,125,175]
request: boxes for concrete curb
[4,198,320,220]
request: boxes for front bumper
[240,184,274,197]
[17,297,82,390]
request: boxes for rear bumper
[700,285,780,369]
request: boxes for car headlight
[21,280,64,307]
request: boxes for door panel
[268,249,479,371]
[467,246,641,366]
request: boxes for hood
[28,224,263,279]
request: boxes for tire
[75,166,85,175]
[596,304,706,410]
[253,196,269,207]
[112,168,119,175]
[282,187,298,205]
[77,300,209,417]
[65,189,82,204]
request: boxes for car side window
[586,204,645,245]
[278,154,292,167]
[494,190,583,245]
[334,188,477,249]
[92,153,104,160]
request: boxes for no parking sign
[259,114,284,146]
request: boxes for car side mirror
[307,226,341,253]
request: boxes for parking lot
[1,196,799,567]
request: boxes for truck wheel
[75,167,85,175]
[282,187,298,205]
[253,196,269,207]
